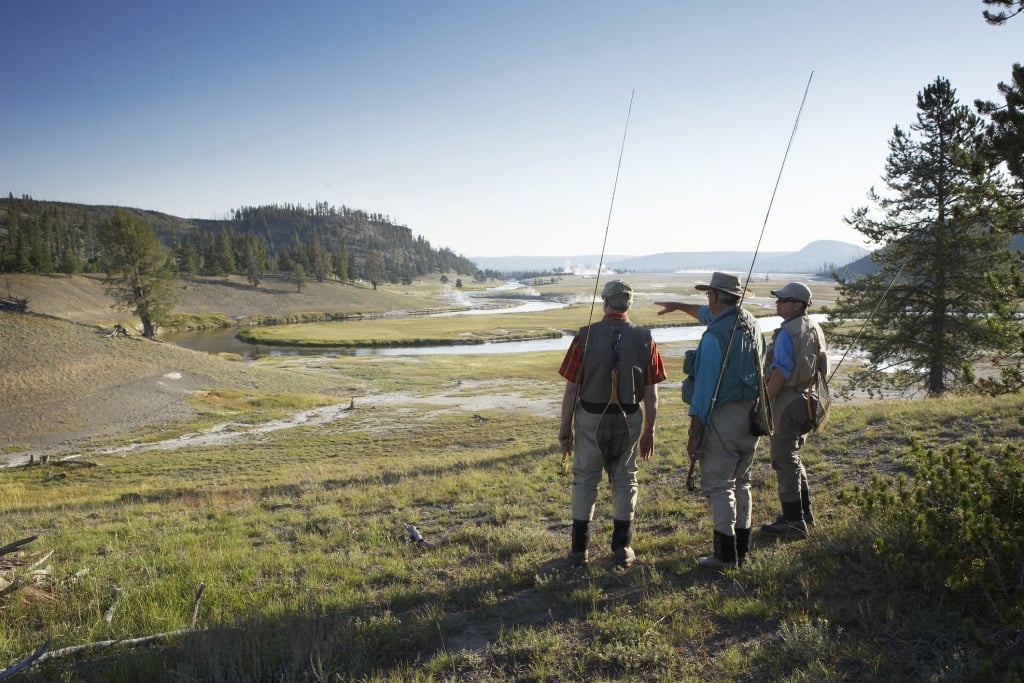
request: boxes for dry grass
[0,272,456,328]
[2,273,1022,681]
[0,312,349,461]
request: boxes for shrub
[851,441,1024,678]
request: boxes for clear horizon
[3,1,1020,257]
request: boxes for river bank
[0,271,840,465]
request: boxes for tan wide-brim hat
[695,271,749,297]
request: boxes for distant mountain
[472,240,869,274]
[468,254,630,273]
[834,234,1024,278]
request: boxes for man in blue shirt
[761,282,828,537]
[656,272,765,568]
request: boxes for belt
[580,401,640,415]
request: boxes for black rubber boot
[698,531,737,569]
[611,519,635,567]
[610,519,633,551]
[569,519,590,566]
[735,527,751,566]
[762,500,807,537]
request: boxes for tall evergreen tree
[976,63,1024,194]
[832,77,1024,397]
[97,209,178,338]
[333,243,349,282]
[309,238,330,282]
[245,238,261,288]
[1,200,22,272]
[212,230,237,275]
[291,261,306,293]
[365,249,384,290]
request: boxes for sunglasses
[776,298,801,304]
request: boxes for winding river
[168,290,822,359]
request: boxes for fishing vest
[766,313,828,388]
[576,317,652,406]
[697,307,764,405]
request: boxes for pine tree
[333,243,349,282]
[982,0,1024,24]
[97,210,178,338]
[213,230,236,276]
[976,63,1024,194]
[246,238,261,288]
[832,77,1024,397]
[365,249,384,290]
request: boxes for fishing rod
[825,256,908,384]
[740,71,814,306]
[687,72,814,491]
[561,90,635,476]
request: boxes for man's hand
[686,424,703,462]
[654,301,699,318]
[639,430,655,461]
[558,431,573,453]
[653,301,678,316]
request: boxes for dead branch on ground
[0,640,50,681]
[0,537,37,557]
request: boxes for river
[168,308,822,359]
[167,280,831,358]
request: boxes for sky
[3,2,1021,258]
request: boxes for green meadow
[2,334,1022,681]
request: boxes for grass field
[3,345,1022,681]
[1,272,1020,681]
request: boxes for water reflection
[169,314,825,359]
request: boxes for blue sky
[3,1,1020,257]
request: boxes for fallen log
[21,581,207,669]
[0,536,37,557]
[36,629,195,662]
[0,640,50,681]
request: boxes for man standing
[558,279,666,569]
[655,272,765,569]
[761,282,828,538]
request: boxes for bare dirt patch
[0,311,346,466]
[0,306,558,468]
[0,273,474,466]
[1,273,451,328]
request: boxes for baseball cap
[770,282,812,304]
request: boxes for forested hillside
[0,196,490,285]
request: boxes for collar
[784,311,809,322]
[710,305,738,323]
[603,312,629,320]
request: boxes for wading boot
[698,531,737,569]
[568,519,590,568]
[735,527,751,567]
[611,519,635,568]
[761,501,807,537]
